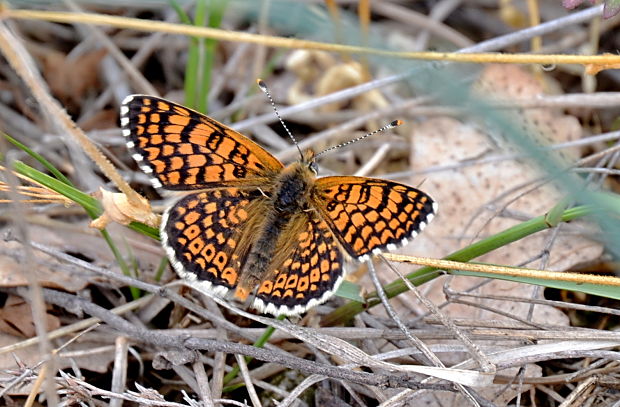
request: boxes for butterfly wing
[312,176,436,261]
[252,211,345,316]
[121,95,283,190]
[162,188,269,296]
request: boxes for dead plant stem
[383,254,620,287]
[2,7,618,68]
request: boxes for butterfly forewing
[253,211,345,316]
[312,176,436,261]
[120,95,283,190]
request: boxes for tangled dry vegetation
[0,1,619,406]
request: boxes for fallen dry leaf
[0,295,60,338]
[399,65,599,321]
[370,65,602,405]
[0,330,115,396]
[0,240,92,291]
[38,47,107,111]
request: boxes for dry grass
[0,2,619,406]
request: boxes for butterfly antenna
[315,120,403,158]
[257,79,303,159]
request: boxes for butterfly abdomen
[234,162,314,301]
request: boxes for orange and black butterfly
[121,92,436,316]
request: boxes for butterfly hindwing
[253,211,345,316]
[161,188,269,296]
[120,95,283,190]
[312,176,436,261]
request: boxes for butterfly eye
[309,161,318,175]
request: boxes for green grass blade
[12,160,101,214]
[154,256,169,282]
[184,35,200,109]
[199,0,228,113]
[11,160,157,299]
[129,221,160,241]
[167,1,195,97]
[3,132,73,186]
[101,229,141,299]
[189,0,208,110]
[169,0,193,25]
[170,0,202,108]
[335,280,363,302]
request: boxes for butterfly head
[301,149,318,175]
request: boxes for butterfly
[120,93,436,316]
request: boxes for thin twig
[110,336,129,407]
[235,354,261,407]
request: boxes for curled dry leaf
[498,0,527,28]
[286,49,336,84]
[90,187,159,230]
